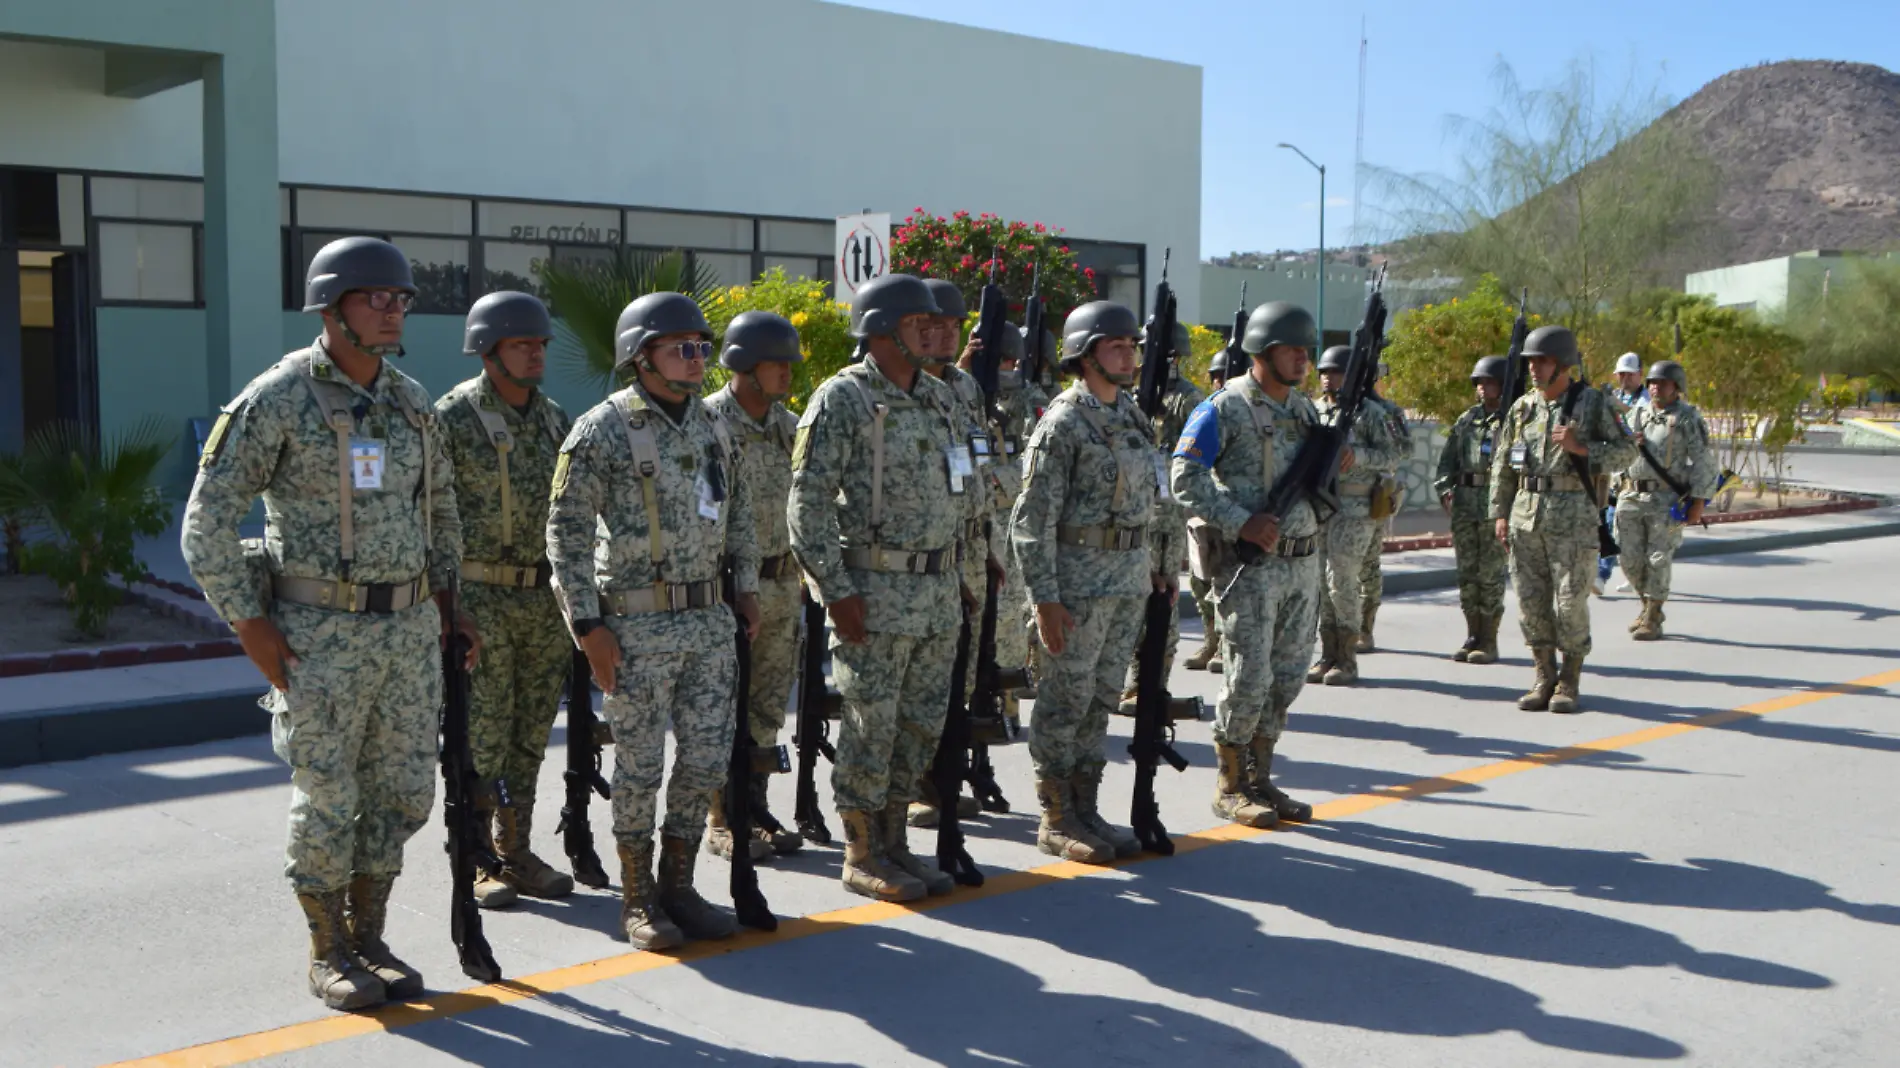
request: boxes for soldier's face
[1649,380,1680,405]
[1319,369,1344,394]
[646,331,709,387]
[896,314,932,355]
[751,362,794,399]
[1529,355,1563,388]
[338,288,407,346]
[1091,337,1140,383]
[1265,345,1309,386]
[491,337,547,386]
[1617,372,1642,391]
[1476,378,1501,404]
[925,316,961,360]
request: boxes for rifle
[792,593,838,845]
[1560,380,1621,558]
[1022,262,1048,392]
[1223,281,1248,382]
[1488,289,1530,453]
[724,565,776,931]
[962,253,1017,814]
[1137,248,1178,420]
[439,575,501,982]
[1235,267,1389,565]
[556,649,610,889]
[931,604,983,887]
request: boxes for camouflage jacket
[183,340,461,624]
[940,365,996,525]
[1489,381,1637,528]
[705,383,798,562]
[435,373,570,568]
[1171,373,1323,542]
[1145,374,1204,576]
[1012,383,1161,603]
[788,358,963,637]
[1314,392,1406,519]
[1433,402,1505,523]
[546,383,759,635]
[1620,399,1718,506]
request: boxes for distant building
[1684,249,1898,319]
[1199,262,1375,348]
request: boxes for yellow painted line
[107,667,1900,1068]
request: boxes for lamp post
[1277,142,1326,345]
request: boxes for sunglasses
[654,339,715,361]
[356,290,416,313]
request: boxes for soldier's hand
[1238,513,1281,553]
[736,592,762,642]
[959,583,980,614]
[579,627,621,693]
[959,333,984,368]
[1686,498,1705,525]
[986,555,1007,594]
[1494,518,1510,545]
[452,611,482,671]
[1152,573,1179,601]
[1552,424,1588,456]
[1035,601,1076,656]
[828,595,870,645]
[1339,446,1357,474]
[233,616,297,690]
[1440,492,1453,515]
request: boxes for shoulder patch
[1174,399,1221,466]
[199,411,236,469]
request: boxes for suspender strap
[1060,387,1130,513]
[300,371,358,581]
[614,395,667,582]
[390,387,432,563]
[465,396,515,549]
[846,378,889,535]
[1243,396,1276,486]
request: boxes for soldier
[1354,361,1410,653]
[1182,346,1236,673]
[1013,301,1163,862]
[1307,347,1403,687]
[1616,360,1716,641]
[703,311,808,860]
[436,291,575,910]
[183,236,476,1011]
[1173,300,1333,830]
[1489,325,1636,714]
[788,273,964,903]
[1434,356,1512,663]
[546,292,763,949]
[965,322,1037,747]
[1119,320,1202,710]
[1610,353,1649,409]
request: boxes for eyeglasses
[355,290,416,313]
[655,340,715,361]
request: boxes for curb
[1380,495,1881,556]
[0,687,268,770]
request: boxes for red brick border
[1379,495,1881,555]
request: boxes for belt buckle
[365,583,394,614]
[326,580,358,611]
[665,583,688,612]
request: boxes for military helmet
[303,236,416,312]
[463,291,552,357]
[1168,320,1192,357]
[1059,301,1140,370]
[850,273,940,339]
[1471,356,1508,381]
[921,279,968,321]
[1645,359,1688,391]
[1614,352,1643,375]
[993,318,1025,363]
[1207,347,1235,382]
[614,292,712,372]
[721,311,804,372]
[1520,324,1580,367]
[1240,301,1319,355]
[1316,345,1351,373]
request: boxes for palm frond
[541,248,728,395]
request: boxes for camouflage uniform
[993,381,1043,678]
[1356,398,1410,642]
[1434,401,1510,620]
[943,365,999,698]
[788,359,963,816]
[1148,375,1203,663]
[1312,393,1404,652]
[546,383,758,848]
[184,341,461,894]
[435,375,572,847]
[1616,399,1716,607]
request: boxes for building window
[299,188,470,235]
[763,254,828,283]
[479,201,619,244]
[1067,239,1146,314]
[98,221,198,303]
[299,230,469,314]
[482,240,547,297]
[625,210,751,251]
[90,176,204,222]
[689,251,756,288]
[760,220,832,256]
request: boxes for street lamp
[1277,142,1326,346]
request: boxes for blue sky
[838,0,1899,259]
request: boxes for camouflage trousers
[1319,515,1377,631]
[1615,498,1683,602]
[1212,553,1320,746]
[959,533,990,699]
[1032,595,1144,779]
[830,626,956,812]
[1359,519,1386,624]
[748,574,802,746]
[267,599,440,893]
[1451,517,1509,617]
[1189,574,1218,648]
[602,612,737,846]
[1508,519,1598,656]
[997,529,1031,677]
[463,582,571,807]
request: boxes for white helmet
[1614,352,1643,375]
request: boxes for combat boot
[1632,600,1663,642]
[616,839,684,950]
[907,775,941,828]
[882,799,954,896]
[1071,768,1139,858]
[1184,634,1219,671]
[657,834,737,940]
[748,773,803,855]
[1035,777,1114,864]
[1519,647,1558,711]
[1117,684,1140,717]
[472,801,518,910]
[1465,614,1500,666]
[1357,604,1377,653]
[1249,733,1313,822]
[1549,653,1585,714]
[1629,599,1648,634]
[1453,608,1482,662]
[344,875,424,1000]
[1306,626,1337,684]
[840,808,925,901]
[497,804,575,898]
[297,890,384,1011]
[1323,628,1360,686]
[705,787,772,863]
[1210,743,1277,829]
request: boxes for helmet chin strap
[484,354,541,390]
[893,334,932,370]
[747,370,790,401]
[337,314,403,359]
[1086,354,1135,388]
[638,355,703,397]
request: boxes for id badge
[696,475,721,521]
[1152,453,1174,502]
[944,444,971,495]
[1508,443,1527,470]
[970,432,994,468]
[350,438,385,490]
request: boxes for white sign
[835,212,890,297]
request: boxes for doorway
[1,168,95,453]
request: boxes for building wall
[1684,256,1794,316]
[1198,263,1372,340]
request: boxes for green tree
[702,268,855,413]
[540,248,725,394]
[1384,275,1539,426]
[1671,298,1808,478]
[1785,257,1900,392]
[891,210,1098,324]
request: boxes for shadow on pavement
[1669,633,1900,661]
[0,734,286,826]
[1669,590,1900,623]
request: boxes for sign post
[835,212,890,299]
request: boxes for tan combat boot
[1629,598,1649,634]
[1071,768,1139,858]
[616,839,684,950]
[1358,604,1377,653]
[1249,732,1313,822]
[1550,653,1585,714]
[1035,777,1114,864]
[1324,628,1360,686]
[1306,626,1337,684]
[1465,614,1500,666]
[1453,608,1482,662]
[840,809,926,902]
[1632,600,1663,642]
[748,773,804,855]
[297,890,385,1011]
[497,804,575,898]
[657,834,737,940]
[345,875,424,1000]
[907,775,941,829]
[706,787,772,863]
[1519,647,1558,711]
[1210,743,1277,828]
[883,799,954,896]
[472,801,518,910]
[1184,634,1219,671]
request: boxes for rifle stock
[439,577,500,983]
[931,606,983,887]
[557,648,610,889]
[792,593,836,845]
[1137,248,1177,421]
[1022,264,1048,392]
[725,569,775,931]
[1128,589,1188,855]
